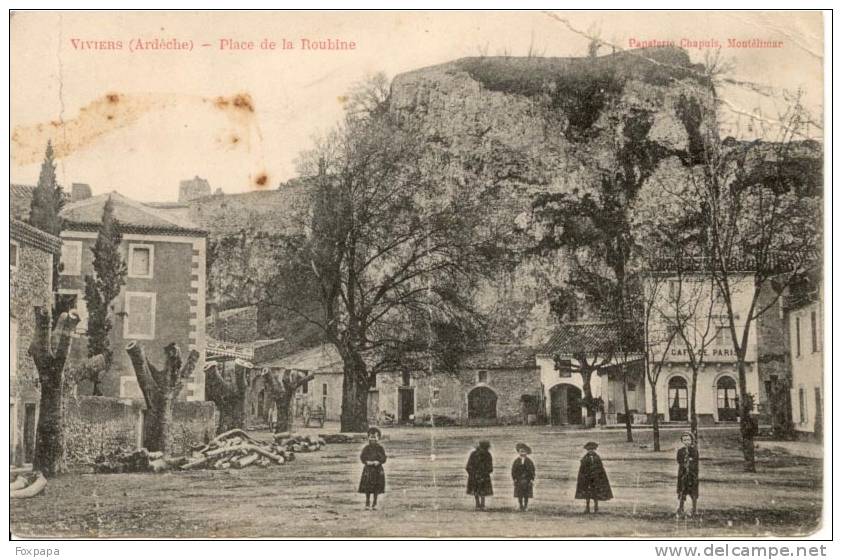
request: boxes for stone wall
[63,396,218,466]
[208,306,259,342]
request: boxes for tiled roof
[11,218,62,255]
[10,184,37,221]
[257,344,344,373]
[60,192,206,236]
[540,322,642,356]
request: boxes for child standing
[466,440,493,510]
[575,441,613,514]
[676,431,700,519]
[358,427,387,510]
[511,443,535,512]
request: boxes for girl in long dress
[358,427,387,510]
[466,440,493,510]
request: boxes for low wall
[64,396,218,465]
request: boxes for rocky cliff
[198,47,715,346]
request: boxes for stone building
[785,272,823,439]
[56,191,209,401]
[535,323,646,427]
[10,219,62,466]
[178,175,212,203]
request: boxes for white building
[785,276,823,438]
[643,272,787,424]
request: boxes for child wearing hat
[676,431,700,518]
[511,443,536,512]
[466,440,493,510]
[575,441,613,513]
[358,427,387,510]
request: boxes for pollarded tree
[84,196,127,395]
[205,359,252,433]
[126,342,200,455]
[263,368,315,433]
[29,307,105,476]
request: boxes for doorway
[398,387,415,423]
[668,376,689,421]
[549,384,583,425]
[716,375,739,422]
[467,386,497,422]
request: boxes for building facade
[643,273,788,424]
[786,278,823,438]
[10,219,62,465]
[56,192,208,401]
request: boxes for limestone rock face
[387,48,714,343]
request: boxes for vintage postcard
[9,10,826,539]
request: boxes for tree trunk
[274,392,295,433]
[340,350,370,433]
[650,381,661,452]
[621,369,633,442]
[205,361,249,434]
[29,307,80,477]
[736,360,757,472]
[581,368,596,428]
[689,366,700,442]
[126,341,199,456]
[263,368,314,434]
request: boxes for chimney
[71,183,92,202]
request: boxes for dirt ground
[11,425,823,538]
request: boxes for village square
[9,11,824,539]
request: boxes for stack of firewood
[179,429,295,470]
[274,433,327,453]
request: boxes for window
[798,387,807,424]
[668,280,679,300]
[322,383,328,396]
[554,356,572,377]
[124,292,156,339]
[401,371,411,387]
[795,316,801,357]
[627,382,636,392]
[302,380,309,394]
[477,370,488,383]
[432,389,440,400]
[10,241,19,270]
[10,318,18,378]
[60,241,83,276]
[56,289,88,334]
[128,244,154,278]
[810,310,819,353]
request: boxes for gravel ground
[10,425,823,538]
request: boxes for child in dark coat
[511,443,535,512]
[358,427,387,510]
[575,441,613,513]
[676,431,700,518]
[466,440,493,510]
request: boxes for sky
[10,10,824,202]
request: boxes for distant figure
[575,441,613,513]
[676,431,700,519]
[511,443,536,512]
[358,427,387,510]
[466,440,494,510]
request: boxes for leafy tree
[84,196,127,395]
[29,140,65,288]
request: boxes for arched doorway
[668,376,689,421]
[468,386,497,423]
[549,384,583,425]
[716,375,739,422]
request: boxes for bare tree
[263,368,315,433]
[205,359,253,434]
[29,307,105,476]
[126,342,200,455]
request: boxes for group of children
[358,427,700,518]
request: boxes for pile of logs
[274,433,327,453]
[180,429,295,470]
